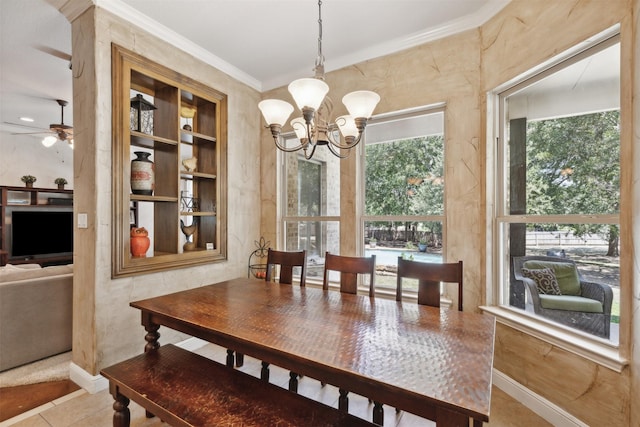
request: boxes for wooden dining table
[130,277,495,427]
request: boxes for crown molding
[263,0,511,90]
[47,0,510,93]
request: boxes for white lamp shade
[290,117,309,140]
[288,78,329,111]
[42,135,57,147]
[258,99,294,126]
[336,115,358,138]
[342,90,380,118]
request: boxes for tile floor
[3,343,551,427]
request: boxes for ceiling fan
[45,99,73,146]
[10,99,74,147]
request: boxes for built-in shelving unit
[112,44,227,277]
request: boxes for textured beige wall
[484,1,633,426]
[70,6,262,375]
[260,0,634,425]
[262,29,483,310]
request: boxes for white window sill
[480,305,628,373]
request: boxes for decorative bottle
[131,151,154,195]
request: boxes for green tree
[526,111,620,255]
[365,136,444,242]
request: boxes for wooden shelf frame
[111,44,228,278]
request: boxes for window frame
[359,104,447,299]
[484,26,627,372]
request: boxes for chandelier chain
[315,0,325,76]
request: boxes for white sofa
[0,263,73,371]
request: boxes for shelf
[131,131,178,149]
[180,171,217,180]
[180,212,216,216]
[180,129,216,144]
[130,194,179,203]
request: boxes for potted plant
[55,177,68,189]
[418,240,428,252]
[369,237,377,248]
[21,175,37,188]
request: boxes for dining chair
[322,252,376,297]
[321,251,376,411]
[260,248,307,385]
[396,257,464,311]
[265,248,307,286]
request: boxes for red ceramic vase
[130,227,150,257]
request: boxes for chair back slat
[396,258,463,311]
[266,249,307,286]
[322,252,376,297]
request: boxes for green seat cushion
[523,261,581,295]
[539,295,603,313]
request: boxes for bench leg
[289,371,299,393]
[112,392,131,427]
[338,388,349,412]
[373,401,384,425]
[261,361,270,382]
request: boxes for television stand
[1,186,74,266]
[9,255,73,267]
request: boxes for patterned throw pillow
[522,267,562,295]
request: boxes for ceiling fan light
[342,90,380,119]
[258,99,294,126]
[288,78,329,111]
[42,135,57,147]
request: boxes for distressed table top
[131,277,495,425]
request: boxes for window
[494,33,620,344]
[362,107,446,295]
[279,134,341,280]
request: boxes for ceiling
[0,0,509,142]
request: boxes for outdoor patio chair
[512,255,613,338]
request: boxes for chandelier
[258,0,380,159]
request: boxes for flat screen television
[8,208,73,259]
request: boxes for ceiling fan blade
[10,131,52,136]
[3,121,49,131]
[34,44,72,61]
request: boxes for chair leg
[289,371,299,392]
[373,401,384,425]
[225,349,234,368]
[338,388,349,412]
[260,361,270,382]
[235,352,244,367]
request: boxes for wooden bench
[100,344,376,427]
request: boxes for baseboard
[493,369,588,426]
[70,337,211,394]
[69,362,108,394]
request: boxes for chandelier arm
[325,140,352,158]
[304,142,318,160]
[271,135,310,153]
[326,131,364,151]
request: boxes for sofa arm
[580,280,613,315]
